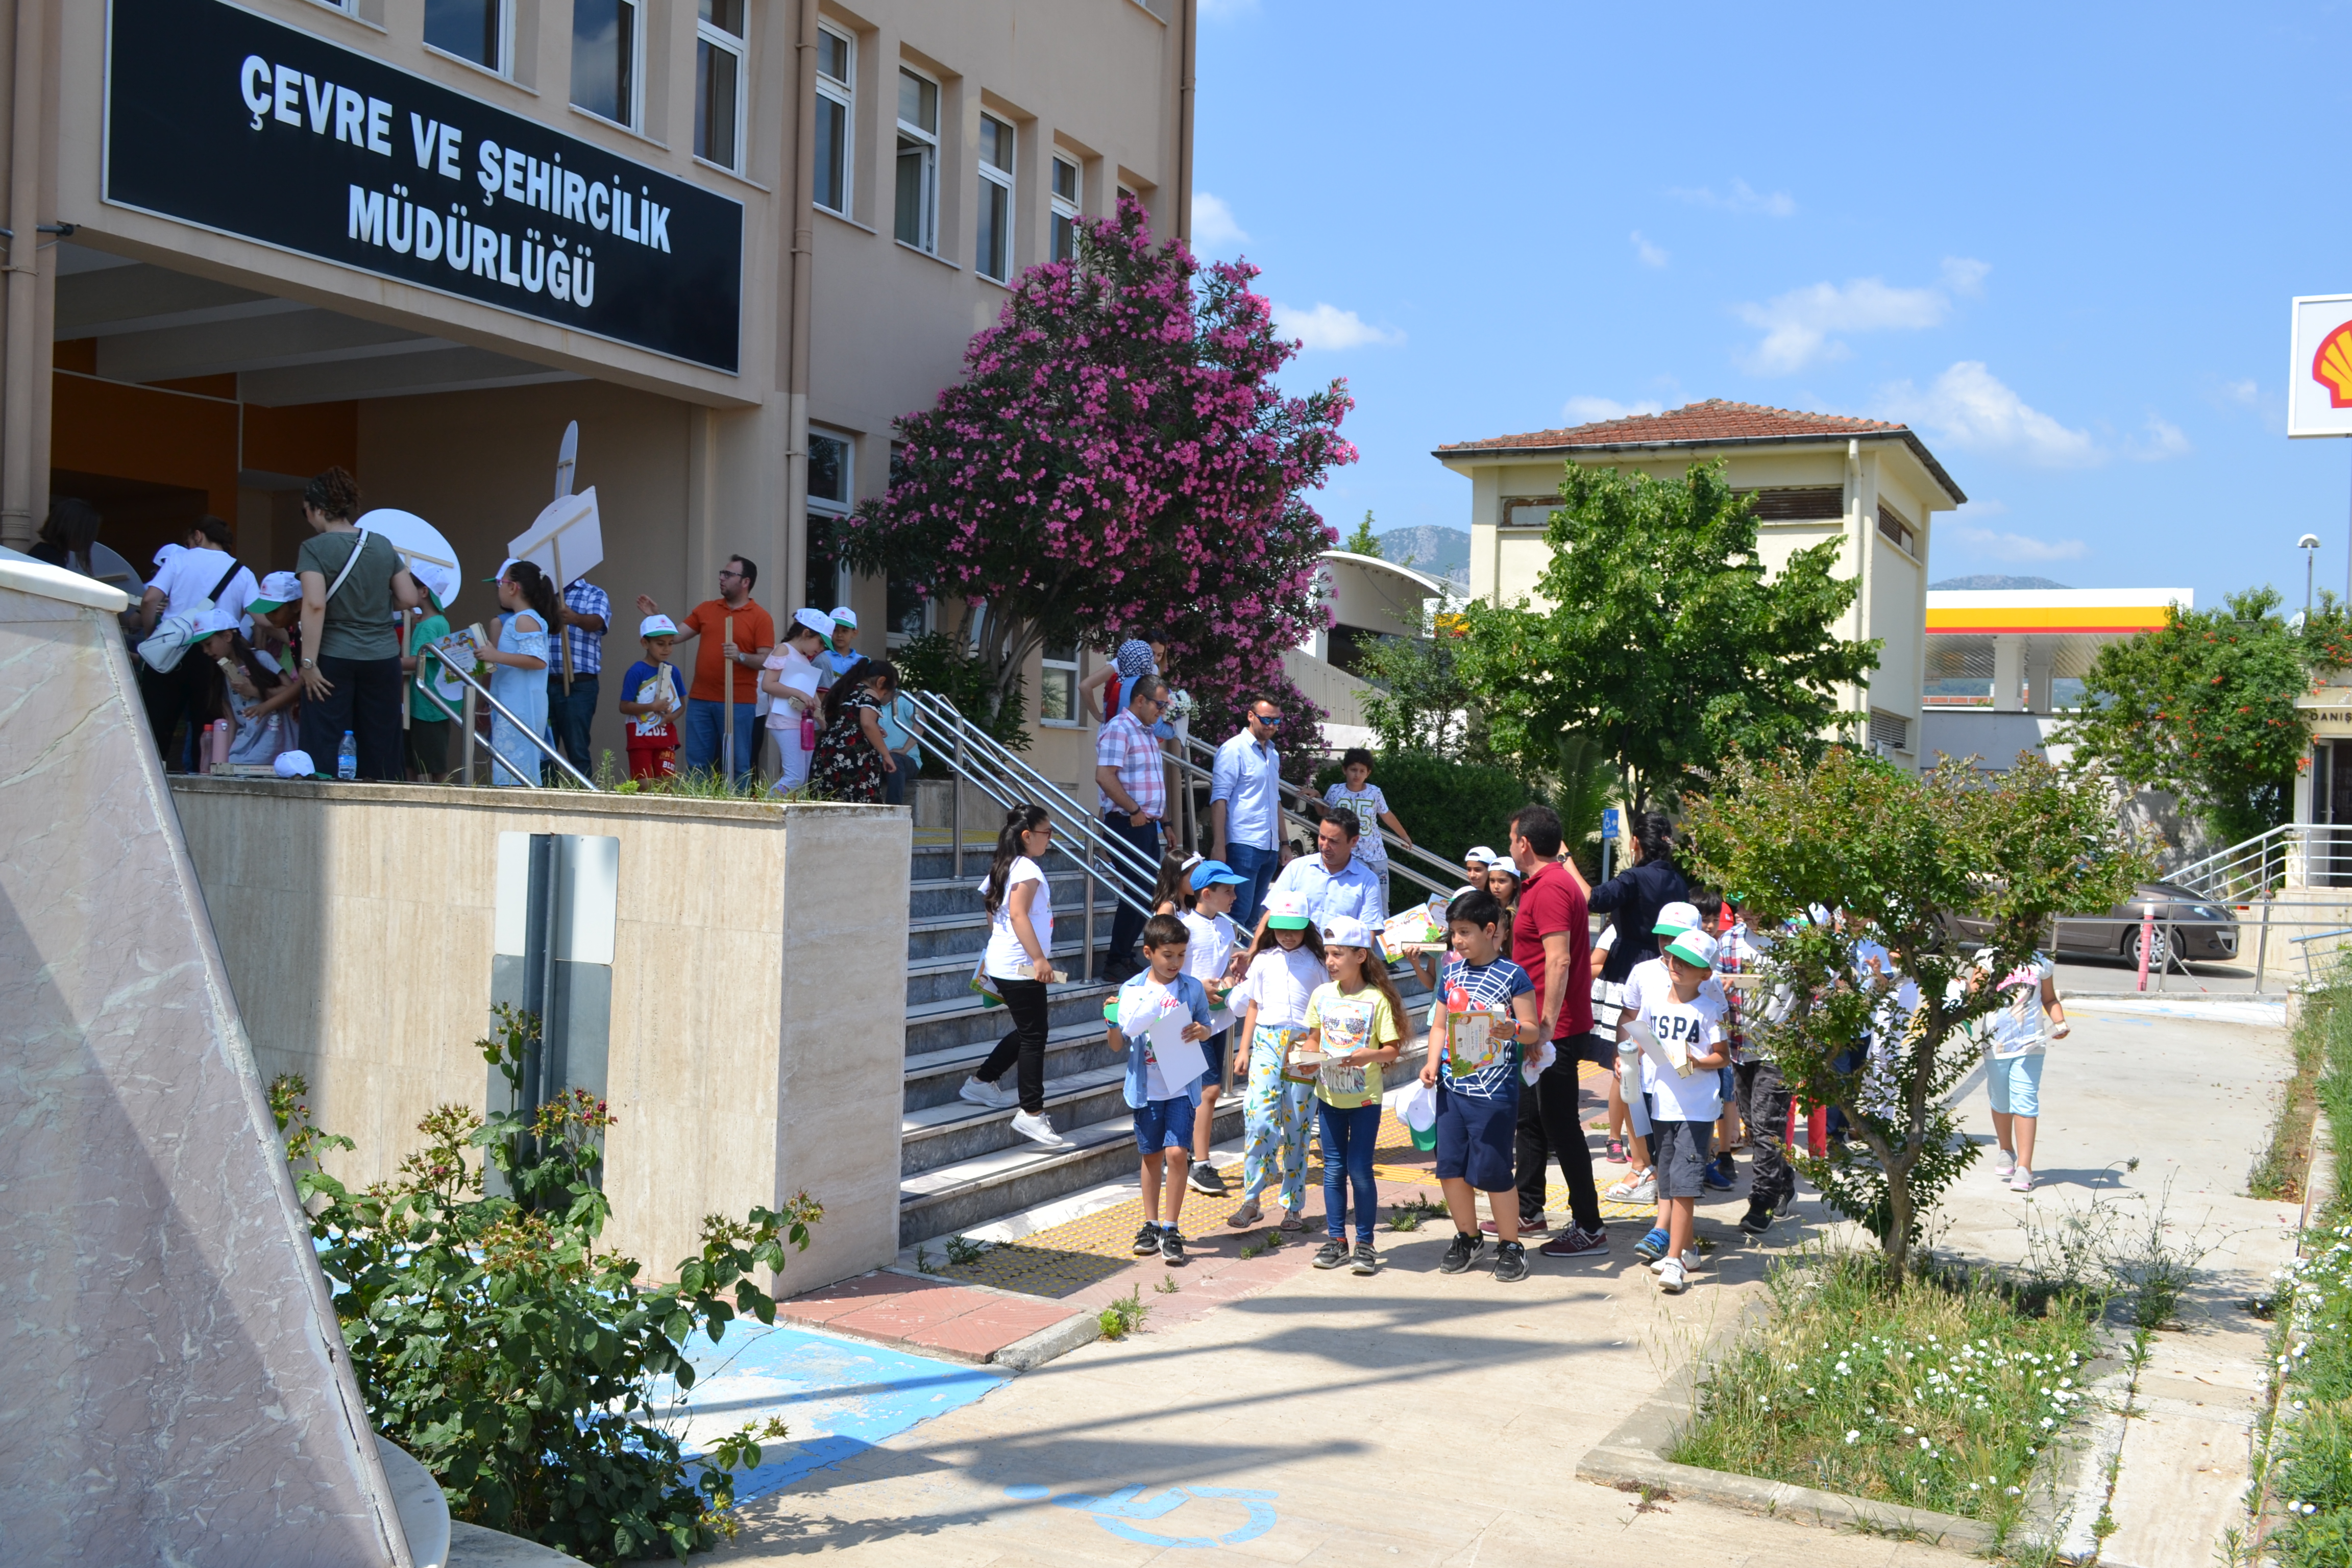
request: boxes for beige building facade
[0,0,1194,777]
[1433,399,1965,768]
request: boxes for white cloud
[2224,378,2259,405]
[1272,302,1404,352]
[1880,361,2103,468]
[1668,178,1796,217]
[1947,523,2089,563]
[1191,192,1248,250]
[1562,396,1666,425]
[1940,256,1991,296]
[1734,258,1990,374]
[2130,414,2191,461]
[1630,230,1669,268]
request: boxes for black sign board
[104,0,743,374]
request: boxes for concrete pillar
[1993,634,2025,713]
[2024,642,2055,715]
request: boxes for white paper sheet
[1627,1017,1694,1078]
[1145,1003,1209,1090]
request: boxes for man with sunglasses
[635,555,772,786]
[1095,676,1171,980]
[1209,698,1285,929]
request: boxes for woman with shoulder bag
[293,468,423,780]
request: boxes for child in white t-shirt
[1224,890,1328,1231]
[1619,927,1730,1293]
[1323,747,1415,917]
[1178,860,1250,1198]
[1973,949,2066,1193]
[1110,915,1217,1266]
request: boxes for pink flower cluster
[842,197,1356,725]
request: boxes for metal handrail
[2169,823,2301,900]
[416,657,599,790]
[1173,730,1466,901]
[1161,740,1457,909]
[900,690,1159,918]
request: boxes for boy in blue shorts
[1109,912,1217,1265]
[1419,888,1541,1283]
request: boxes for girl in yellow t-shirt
[1298,914,1406,1275]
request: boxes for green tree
[2057,586,2314,848]
[1688,749,2150,1285]
[1353,630,1474,756]
[1454,460,1878,808]
[1343,509,1382,557]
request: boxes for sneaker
[1278,1209,1305,1232]
[1349,1242,1379,1275]
[958,1076,1013,1109]
[1738,1201,1775,1236]
[1313,1237,1350,1269]
[1606,1138,1628,1164]
[1702,1161,1734,1191]
[1133,1223,1163,1255]
[1633,1227,1670,1263]
[1605,1172,1656,1203]
[1440,1231,1484,1274]
[1187,1160,1229,1197]
[1009,1110,1069,1148]
[1160,1228,1188,1265]
[1650,1249,1700,1276]
[1480,1218,1549,1236]
[2010,1168,2035,1193]
[1540,1226,1609,1258]
[1493,1240,1530,1283]
[1224,1198,1263,1229]
[1991,1146,2017,1177]
[1657,1258,1688,1294]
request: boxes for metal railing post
[2257,898,2272,993]
[1084,831,1098,984]
[460,686,476,785]
[952,718,966,880]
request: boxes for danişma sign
[104,0,743,374]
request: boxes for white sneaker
[1010,1110,1069,1148]
[2008,1168,2034,1193]
[1606,1172,1656,1203]
[1656,1259,1688,1293]
[1649,1249,1701,1276]
[960,1076,1015,1109]
[1991,1146,2016,1177]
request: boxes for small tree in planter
[1686,749,2150,1283]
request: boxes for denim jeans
[1224,841,1280,932]
[1316,1100,1383,1244]
[682,697,761,785]
[546,673,599,776]
[884,751,915,805]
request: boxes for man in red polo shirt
[1506,803,1607,1256]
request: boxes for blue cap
[1188,859,1248,892]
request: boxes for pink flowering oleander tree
[840,197,1356,744]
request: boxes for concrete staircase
[895,835,1433,1248]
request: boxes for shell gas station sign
[2290,295,2352,436]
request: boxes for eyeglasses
[1253,712,1284,726]
[718,569,745,581]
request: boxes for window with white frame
[1039,636,1080,724]
[806,432,853,610]
[894,68,940,253]
[694,0,746,170]
[425,0,507,72]
[1049,155,1080,262]
[1867,709,1912,754]
[571,0,641,128]
[975,115,1014,281]
[814,27,853,213]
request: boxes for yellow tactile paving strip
[931,1064,1668,1297]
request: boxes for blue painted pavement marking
[644,1321,1010,1501]
[1007,1484,1281,1548]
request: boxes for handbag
[136,555,244,673]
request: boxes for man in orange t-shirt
[635,554,773,784]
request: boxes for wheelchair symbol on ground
[1002,1483,1279,1548]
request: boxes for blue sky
[1188,1,2352,609]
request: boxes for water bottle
[799,714,817,752]
[336,730,357,780]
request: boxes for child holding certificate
[1224,892,1328,1233]
[1300,915,1407,1276]
[1417,888,1539,1282]
[1109,914,1218,1266]
[1618,927,1731,1294]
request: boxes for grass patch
[1097,1286,1149,1340]
[2249,988,2340,1200]
[1387,1195,1449,1233]
[1670,1248,2100,1533]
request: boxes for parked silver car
[1946,881,2239,968]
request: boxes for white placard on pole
[509,488,605,593]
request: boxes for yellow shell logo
[2314,321,2352,408]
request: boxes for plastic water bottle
[336,730,357,780]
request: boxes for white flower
[1918,1437,1931,1451]
[1845,1430,1861,1444]
[2041,1417,2055,1429]
[1904,1426,1916,1435]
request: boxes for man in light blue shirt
[877,689,922,807]
[1269,811,1383,937]
[1209,700,1285,928]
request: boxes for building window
[894,68,940,253]
[814,27,853,213]
[1876,502,1916,555]
[426,0,506,71]
[694,0,746,170]
[886,579,930,645]
[1049,155,1080,262]
[1039,636,1079,724]
[1744,486,1846,522]
[975,115,1014,282]
[1867,709,1912,754]
[571,0,640,128]
[806,432,852,609]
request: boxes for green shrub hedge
[1310,749,1536,880]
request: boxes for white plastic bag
[1398,1077,1438,1133]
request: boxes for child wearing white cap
[822,605,860,676]
[1619,927,1730,1293]
[1224,890,1327,1232]
[760,608,832,792]
[1301,913,1407,1276]
[620,615,686,780]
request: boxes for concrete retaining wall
[168,778,911,1294]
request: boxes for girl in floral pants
[1223,894,1328,1231]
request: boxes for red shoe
[1480,1219,1550,1236]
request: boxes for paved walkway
[682,1000,2301,1566]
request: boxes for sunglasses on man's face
[1254,712,1284,726]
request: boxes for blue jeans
[1316,1100,1383,1244]
[1225,841,1280,932]
[546,673,599,777]
[683,697,760,784]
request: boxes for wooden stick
[723,612,736,783]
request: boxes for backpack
[135,554,245,674]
